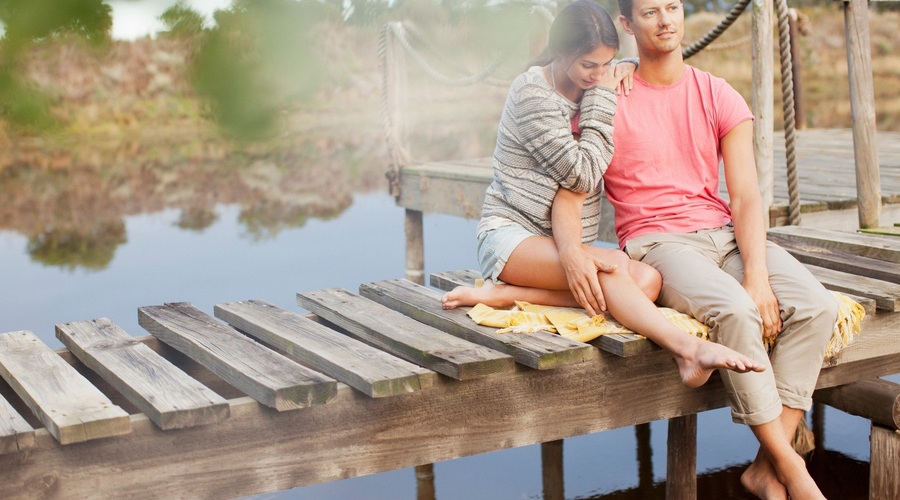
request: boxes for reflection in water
[27,220,126,270]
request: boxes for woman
[441,0,764,388]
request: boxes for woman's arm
[552,188,617,315]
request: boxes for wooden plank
[768,226,900,264]
[0,331,130,445]
[55,318,230,430]
[3,311,898,499]
[768,233,900,284]
[138,303,337,411]
[665,414,697,499]
[813,378,900,430]
[214,300,435,398]
[359,279,595,370]
[870,424,900,499]
[803,264,900,311]
[0,392,34,455]
[429,270,660,357]
[297,288,514,380]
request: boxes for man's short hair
[618,0,634,20]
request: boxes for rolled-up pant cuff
[731,398,783,426]
[778,388,813,412]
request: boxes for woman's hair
[531,0,620,67]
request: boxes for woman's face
[562,44,617,90]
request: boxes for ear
[619,15,634,36]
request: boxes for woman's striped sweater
[479,66,617,243]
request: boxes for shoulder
[687,66,742,99]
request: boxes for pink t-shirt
[605,66,754,249]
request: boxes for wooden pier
[0,224,899,498]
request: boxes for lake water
[0,189,887,499]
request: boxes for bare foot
[675,339,766,388]
[442,280,511,310]
[776,454,826,500]
[741,456,788,500]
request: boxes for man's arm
[551,189,615,315]
[721,120,783,339]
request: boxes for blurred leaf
[0,0,111,51]
[0,64,54,130]
[193,0,334,141]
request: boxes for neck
[634,49,686,86]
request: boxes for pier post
[405,209,425,285]
[752,0,774,225]
[541,440,565,500]
[665,414,697,499]
[840,0,882,229]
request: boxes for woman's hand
[558,245,617,316]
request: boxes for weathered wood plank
[813,378,899,430]
[0,392,34,455]
[138,303,337,411]
[803,264,900,311]
[0,331,130,445]
[2,311,898,499]
[214,300,436,398]
[768,233,900,284]
[359,279,595,369]
[297,288,514,380]
[768,226,900,263]
[56,318,230,430]
[429,270,660,357]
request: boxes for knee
[628,260,662,301]
[791,287,839,335]
[708,296,763,346]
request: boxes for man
[605,0,837,498]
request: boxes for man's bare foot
[674,339,766,388]
[442,280,511,310]
[741,456,787,500]
[775,454,826,500]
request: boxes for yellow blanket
[467,291,865,357]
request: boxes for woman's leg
[443,235,765,387]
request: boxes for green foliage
[0,0,112,130]
[0,65,55,130]
[193,0,335,141]
[160,2,207,39]
[0,0,111,51]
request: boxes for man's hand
[744,278,782,341]
[559,245,617,316]
[597,63,632,95]
[613,61,636,96]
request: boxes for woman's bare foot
[674,338,766,388]
[442,280,512,310]
[741,455,788,500]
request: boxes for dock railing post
[840,0,882,229]
[665,414,698,499]
[752,0,775,227]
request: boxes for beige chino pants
[625,226,838,426]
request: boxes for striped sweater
[479,66,618,243]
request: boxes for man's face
[621,0,684,55]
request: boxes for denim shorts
[476,223,535,282]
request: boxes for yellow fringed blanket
[467,291,866,357]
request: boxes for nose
[659,10,672,27]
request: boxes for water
[0,189,886,499]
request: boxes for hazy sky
[108,0,234,39]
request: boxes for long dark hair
[531,0,620,67]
